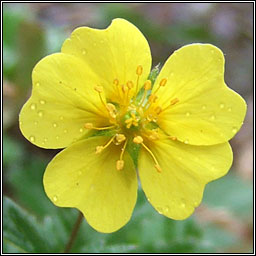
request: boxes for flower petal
[138,137,233,220]
[153,44,246,145]
[62,18,152,102]
[19,53,110,149]
[43,136,137,233]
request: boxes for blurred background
[3,2,253,253]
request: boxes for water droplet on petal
[147,197,151,202]
[186,112,191,117]
[78,170,82,175]
[164,206,170,213]
[232,127,238,133]
[56,135,59,140]
[29,136,35,142]
[30,104,36,110]
[35,82,40,87]
[40,100,46,105]
[220,103,225,109]
[34,121,38,125]
[59,116,64,120]
[202,105,206,110]
[181,202,186,208]
[43,138,48,142]
[157,206,163,214]
[79,128,84,133]
[64,129,68,133]
[53,195,58,202]
[170,72,174,77]
[38,111,43,117]
[19,121,23,126]
[228,107,232,112]
[184,139,189,144]
[210,115,216,120]
[211,49,215,54]
[53,123,57,128]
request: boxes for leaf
[3,197,49,253]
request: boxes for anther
[149,94,158,103]
[155,164,162,173]
[113,79,119,86]
[160,78,167,87]
[95,146,104,154]
[116,134,126,143]
[94,85,103,93]
[144,80,152,90]
[122,84,128,93]
[84,123,94,129]
[170,98,179,105]
[154,106,162,115]
[133,136,143,144]
[136,65,143,76]
[126,81,134,89]
[170,136,177,141]
[116,160,124,171]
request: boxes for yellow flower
[19,19,246,233]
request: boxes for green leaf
[3,197,49,253]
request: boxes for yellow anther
[95,146,104,154]
[133,136,143,144]
[122,84,128,93]
[95,135,115,154]
[113,78,119,86]
[154,106,162,115]
[136,65,143,76]
[126,81,134,89]
[84,123,94,129]
[106,103,117,119]
[170,136,177,141]
[144,80,152,90]
[155,164,162,173]
[160,78,167,87]
[149,131,159,140]
[116,160,124,171]
[94,85,103,93]
[149,94,158,103]
[170,98,179,105]
[141,142,161,173]
[116,134,126,143]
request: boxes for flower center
[84,66,179,172]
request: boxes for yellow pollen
[116,134,126,143]
[160,78,167,87]
[116,160,124,171]
[170,98,179,105]
[136,65,143,76]
[133,136,143,144]
[144,80,152,90]
[125,113,139,128]
[94,85,103,93]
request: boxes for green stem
[64,211,84,253]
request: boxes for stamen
[148,94,158,103]
[139,80,152,107]
[116,160,124,171]
[170,98,179,105]
[154,106,162,115]
[94,85,107,110]
[124,113,140,128]
[160,78,167,87]
[126,81,134,89]
[161,97,180,113]
[141,142,162,173]
[106,103,117,119]
[116,134,126,143]
[116,139,128,171]
[95,135,115,154]
[148,129,159,140]
[113,78,122,100]
[133,135,143,144]
[135,65,143,96]
[84,123,116,130]
[113,79,119,86]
